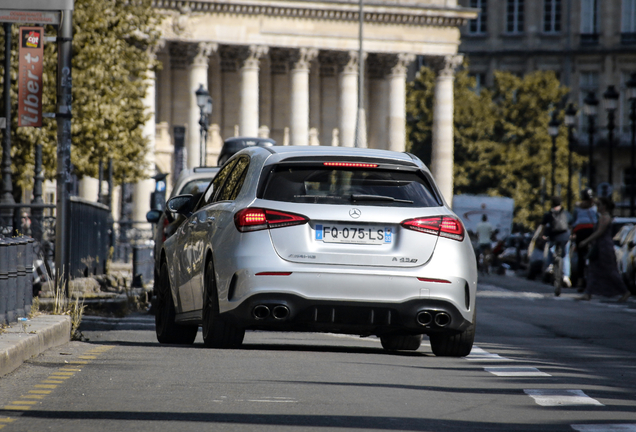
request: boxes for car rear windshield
[261,166,441,207]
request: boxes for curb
[0,315,71,378]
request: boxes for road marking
[2,406,31,411]
[28,390,51,395]
[48,375,71,379]
[78,356,97,360]
[465,347,511,361]
[21,395,44,400]
[10,401,37,405]
[485,367,551,377]
[68,361,89,365]
[34,384,57,389]
[0,418,15,423]
[524,389,604,406]
[571,425,636,432]
[50,372,74,376]
[59,368,81,372]
[41,380,65,384]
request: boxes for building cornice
[152,0,477,27]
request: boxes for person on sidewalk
[476,214,494,274]
[570,188,597,289]
[538,196,571,294]
[578,197,630,302]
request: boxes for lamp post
[564,103,577,211]
[584,91,599,190]
[195,84,213,167]
[603,85,619,187]
[548,111,561,197]
[627,73,636,216]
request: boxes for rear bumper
[222,292,472,336]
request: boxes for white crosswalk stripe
[485,367,551,377]
[571,425,636,432]
[524,389,604,406]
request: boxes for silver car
[156,146,477,356]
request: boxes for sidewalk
[0,314,71,378]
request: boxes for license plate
[315,224,393,245]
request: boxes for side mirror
[146,209,162,223]
[167,194,194,215]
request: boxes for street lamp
[584,91,599,190]
[548,111,561,197]
[627,72,636,216]
[603,85,620,187]
[564,103,577,211]
[195,84,213,167]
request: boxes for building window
[579,72,599,131]
[506,0,524,33]
[544,0,562,33]
[581,0,599,44]
[469,73,486,95]
[469,0,488,34]
[622,0,636,44]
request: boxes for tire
[380,334,423,351]
[202,258,245,348]
[429,313,476,357]
[155,261,198,345]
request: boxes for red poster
[18,26,44,127]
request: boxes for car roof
[240,145,424,168]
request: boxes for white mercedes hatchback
[156,146,477,356]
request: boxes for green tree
[0,0,161,196]
[406,67,587,229]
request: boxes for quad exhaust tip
[252,304,290,320]
[272,305,290,320]
[416,311,451,328]
[253,305,270,320]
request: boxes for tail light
[323,162,378,168]
[401,216,464,241]
[235,208,309,232]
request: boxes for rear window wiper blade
[293,194,348,202]
[351,194,414,204]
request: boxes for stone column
[337,51,359,148]
[367,54,388,150]
[259,55,272,134]
[309,58,321,145]
[289,48,318,146]
[208,53,223,164]
[430,55,462,206]
[187,42,216,168]
[239,45,268,137]
[157,48,172,125]
[387,54,415,152]
[132,47,160,224]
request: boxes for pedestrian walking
[476,214,494,273]
[578,197,631,302]
[538,196,570,295]
[570,189,597,289]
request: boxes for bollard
[15,237,27,319]
[0,238,8,325]
[25,238,34,315]
[6,238,18,323]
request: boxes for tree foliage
[407,67,587,229]
[0,0,161,195]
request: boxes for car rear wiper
[351,194,414,204]
[294,194,348,202]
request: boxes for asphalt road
[1,274,636,432]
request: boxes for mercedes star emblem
[349,208,361,219]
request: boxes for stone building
[118,0,477,222]
[458,0,636,203]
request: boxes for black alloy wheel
[202,258,245,348]
[155,261,198,345]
